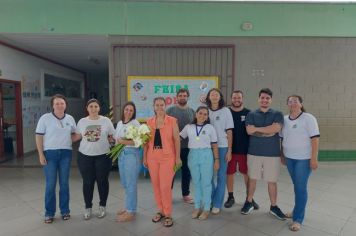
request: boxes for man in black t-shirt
[224,90,259,210]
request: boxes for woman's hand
[39,154,47,165]
[175,157,182,168]
[117,138,124,144]
[280,156,286,166]
[143,157,148,168]
[225,150,232,163]
[214,159,220,171]
[310,159,318,170]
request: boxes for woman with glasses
[280,95,320,231]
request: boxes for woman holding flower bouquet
[114,101,141,222]
[73,99,115,220]
[143,97,181,227]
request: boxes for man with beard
[224,90,259,211]
[167,88,195,204]
[241,88,286,221]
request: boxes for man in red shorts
[224,90,259,209]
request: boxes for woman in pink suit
[143,97,181,227]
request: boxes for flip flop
[117,209,126,215]
[289,222,301,231]
[152,212,165,223]
[62,214,70,220]
[163,217,173,227]
[44,216,54,224]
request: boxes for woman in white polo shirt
[180,106,219,220]
[205,88,234,215]
[280,95,320,232]
[73,99,115,220]
[35,94,76,224]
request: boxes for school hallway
[0,162,355,236]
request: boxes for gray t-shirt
[166,105,195,149]
[245,108,284,157]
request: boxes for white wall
[0,44,85,153]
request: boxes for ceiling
[0,34,109,75]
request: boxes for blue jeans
[43,149,72,217]
[118,147,141,213]
[188,148,214,211]
[286,158,311,224]
[212,147,228,209]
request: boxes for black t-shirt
[230,107,250,154]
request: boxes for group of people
[35,87,319,232]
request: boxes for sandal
[152,212,165,223]
[117,212,135,222]
[62,214,70,220]
[163,217,173,227]
[44,216,54,224]
[198,211,209,220]
[289,222,301,231]
[191,209,201,219]
[117,209,126,215]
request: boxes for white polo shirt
[280,112,320,160]
[36,112,76,151]
[114,119,140,148]
[180,124,217,149]
[76,116,115,156]
[209,107,234,147]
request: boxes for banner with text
[127,76,219,120]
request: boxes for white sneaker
[97,206,106,218]
[84,208,92,220]
[211,207,220,215]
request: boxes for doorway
[0,79,23,163]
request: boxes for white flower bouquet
[108,124,151,162]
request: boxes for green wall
[1,0,356,36]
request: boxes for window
[43,72,83,99]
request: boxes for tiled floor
[0,162,356,236]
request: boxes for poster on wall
[127,76,219,120]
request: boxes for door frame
[0,78,23,158]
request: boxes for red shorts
[227,154,248,175]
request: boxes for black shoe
[241,201,254,215]
[252,199,259,210]
[269,205,286,221]
[224,197,235,208]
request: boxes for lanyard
[195,124,205,140]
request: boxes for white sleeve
[279,117,286,138]
[225,108,234,130]
[69,116,76,133]
[114,122,122,139]
[306,114,320,138]
[132,119,141,127]
[35,115,46,135]
[106,118,115,135]
[209,125,218,143]
[279,129,283,138]
[75,119,83,134]
[180,125,189,139]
